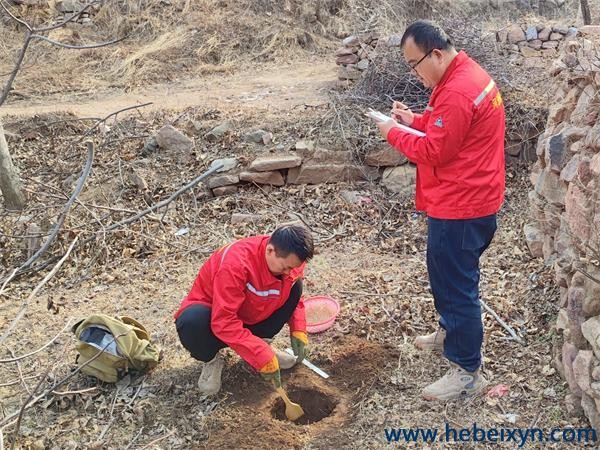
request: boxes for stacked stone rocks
[524,30,600,427]
[497,23,577,60]
[205,143,409,197]
[335,33,379,82]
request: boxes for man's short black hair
[269,225,314,261]
[400,20,453,53]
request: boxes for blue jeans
[427,214,497,372]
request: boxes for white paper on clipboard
[365,108,426,137]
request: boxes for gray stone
[581,394,600,431]
[207,174,239,189]
[342,35,359,47]
[523,223,543,257]
[295,140,315,152]
[356,59,370,70]
[141,136,158,156]
[538,27,552,40]
[365,144,408,167]
[381,165,417,193]
[205,121,233,142]
[336,54,359,65]
[249,154,301,172]
[563,342,581,396]
[584,276,600,317]
[556,308,568,332]
[243,129,272,144]
[582,316,600,360]
[565,394,583,415]
[552,25,569,35]
[56,0,81,12]
[542,40,559,49]
[335,47,355,56]
[567,27,578,36]
[211,157,237,173]
[527,39,543,49]
[155,125,193,153]
[231,213,261,225]
[560,154,581,183]
[534,169,567,206]
[507,25,526,44]
[525,26,538,40]
[239,170,285,186]
[573,350,595,395]
[213,185,238,196]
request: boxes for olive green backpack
[72,314,160,383]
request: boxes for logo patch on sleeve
[434,116,444,128]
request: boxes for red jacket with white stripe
[387,51,506,219]
[174,236,306,370]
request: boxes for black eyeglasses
[408,48,434,72]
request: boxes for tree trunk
[581,0,592,25]
[0,123,26,210]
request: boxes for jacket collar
[436,50,468,90]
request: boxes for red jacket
[174,236,306,370]
[387,51,505,219]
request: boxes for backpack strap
[119,316,150,341]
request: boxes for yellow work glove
[291,331,309,363]
[259,355,281,388]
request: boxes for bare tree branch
[98,163,224,233]
[30,34,127,50]
[0,332,127,429]
[0,31,32,108]
[0,320,73,363]
[0,0,31,30]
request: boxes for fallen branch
[98,162,223,233]
[480,298,525,346]
[10,363,52,450]
[0,332,127,429]
[0,319,74,363]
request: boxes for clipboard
[365,108,426,137]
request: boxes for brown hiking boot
[198,353,224,395]
[414,328,446,351]
[422,363,488,401]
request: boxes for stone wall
[496,23,578,64]
[524,28,600,426]
[152,123,416,197]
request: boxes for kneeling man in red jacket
[174,225,313,395]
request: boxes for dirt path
[0,61,337,118]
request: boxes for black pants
[176,280,303,362]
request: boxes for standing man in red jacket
[376,20,505,401]
[174,225,313,395]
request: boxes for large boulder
[156,125,193,153]
[380,165,416,193]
